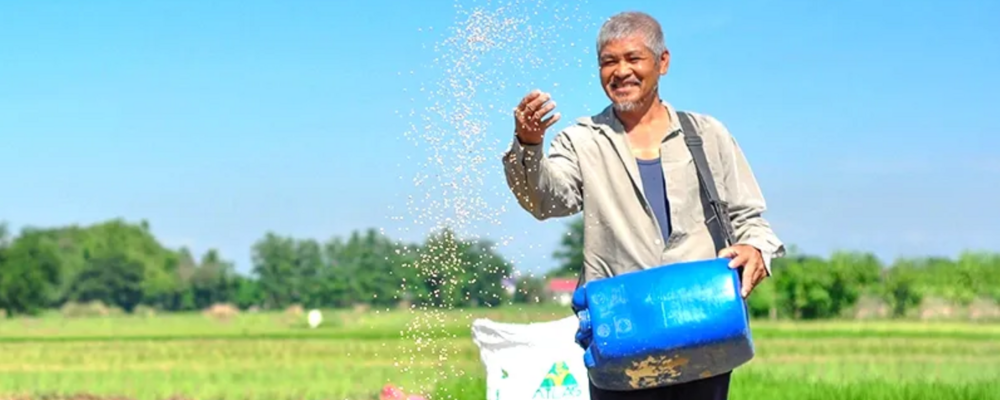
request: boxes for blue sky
[1,0,997,275]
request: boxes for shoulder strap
[676,111,737,247]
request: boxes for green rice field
[0,305,998,400]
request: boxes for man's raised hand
[514,89,560,145]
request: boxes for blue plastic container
[571,257,753,391]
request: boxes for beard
[610,83,658,113]
[613,100,639,112]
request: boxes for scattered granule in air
[386,0,597,396]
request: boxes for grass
[0,305,998,399]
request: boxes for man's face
[598,35,669,112]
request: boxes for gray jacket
[502,101,785,284]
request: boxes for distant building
[547,278,577,306]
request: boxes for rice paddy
[0,306,997,400]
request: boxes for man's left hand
[718,244,765,298]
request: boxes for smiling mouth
[610,81,640,93]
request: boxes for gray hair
[596,12,667,62]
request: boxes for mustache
[611,77,641,86]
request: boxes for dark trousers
[589,371,731,400]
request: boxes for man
[501,11,785,400]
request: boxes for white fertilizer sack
[471,316,590,400]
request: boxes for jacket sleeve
[502,130,583,220]
[707,117,786,274]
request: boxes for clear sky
[2,0,998,275]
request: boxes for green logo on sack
[532,361,583,399]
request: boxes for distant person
[501,10,784,400]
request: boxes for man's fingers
[526,92,551,114]
[517,89,542,109]
[741,264,756,298]
[514,91,541,121]
[741,258,768,298]
[541,112,561,129]
[755,264,767,286]
[728,252,750,269]
[513,90,557,141]
[533,101,556,121]
[718,247,738,259]
[514,90,555,126]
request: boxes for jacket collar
[575,100,683,137]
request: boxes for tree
[550,217,584,278]
[0,229,62,316]
[75,220,181,307]
[880,261,923,318]
[459,237,514,307]
[409,228,513,308]
[171,247,199,311]
[251,232,302,309]
[324,229,420,308]
[0,223,8,248]
[67,254,145,313]
[826,251,883,315]
[8,220,186,310]
[957,251,1000,303]
[745,278,778,319]
[232,275,263,309]
[768,251,882,320]
[188,249,239,309]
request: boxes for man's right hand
[514,89,560,145]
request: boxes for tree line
[0,217,998,320]
[545,218,1000,320]
[0,219,511,317]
